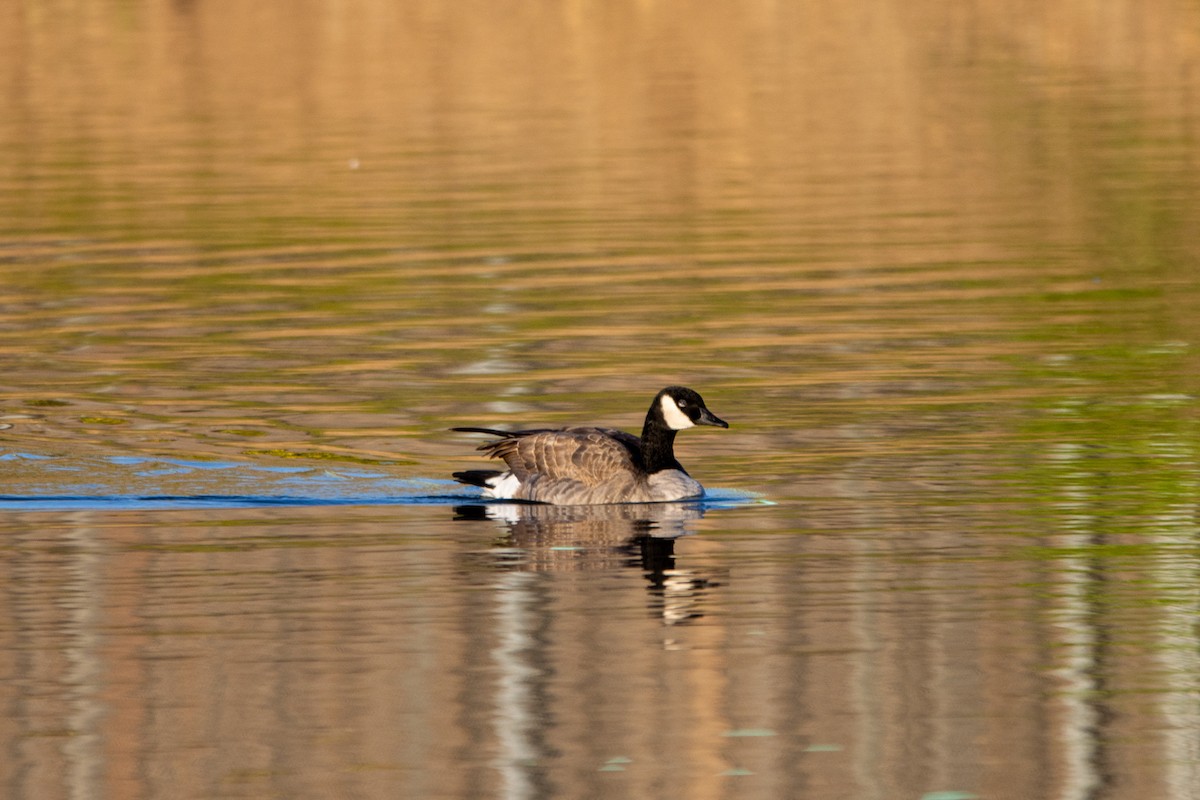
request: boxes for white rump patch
[483,472,523,499]
[659,394,695,430]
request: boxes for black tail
[450,427,517,438]
[453,470,503,488]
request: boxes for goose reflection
[453,501,721,797]
[453,502,719,625]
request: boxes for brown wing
[480,427,641,485]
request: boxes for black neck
[640,415,681,473]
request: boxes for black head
[653,386,729,431]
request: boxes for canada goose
[452,386,729,505]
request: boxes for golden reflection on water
[3,2,1200,799]
[5,497,1200,799]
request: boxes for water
[3,2,1200,798]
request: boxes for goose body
[452,386,728,505]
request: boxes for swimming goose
[452,386,729,505]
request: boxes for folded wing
[480,427,642,485]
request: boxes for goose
[452,386,729,505]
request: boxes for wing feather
[480,427,641,484]
[457,424,705,504]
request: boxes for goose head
[654,386,729,431]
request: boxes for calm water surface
[3,3,1200,799]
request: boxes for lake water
[3,3,1200,799]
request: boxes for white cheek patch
[659,394,695,430]
[484,472,523,499]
